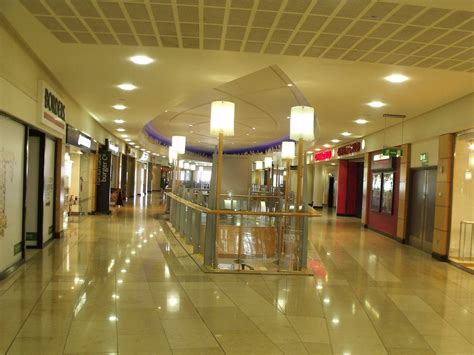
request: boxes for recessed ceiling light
[113,104,127,110]
[469,142,474,151]
[129,55,154,65]
[323,144,331,148]
[331,139,341,143]
[114,119,125,124]
[341,132,351,136]
[287,83,293,87]
[307,151,313,154]
[136,145,140,148]
[117,83,137,91]
[141,148,145,151]
[368,101,385,108]
[315,148,321,151]
[385,74,409,83]
[354,119,369,124]
[121,134,128,138]
[124,138,131,142]
[252,127,256,130]
[116,128,125,132]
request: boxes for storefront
[312,149,338,209]
[449,130,474,271]
[64,125,98,218]
[0,113,27,276]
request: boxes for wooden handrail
[166,192,321,218]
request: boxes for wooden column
[296,138,304,208]
[361,153,370,226]
[432,134,455,260]
[284,160,290,211]
[396,143,411,242]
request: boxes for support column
[361,153,370,226]
[296,138,304,208]
[396,143,411,242]
[432,134,455,260]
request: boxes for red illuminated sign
[337,141,361,156]
[314,150,332,161]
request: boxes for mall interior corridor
[0,194,472,355]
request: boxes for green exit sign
[382,148,403,157]
[420,152,429,166]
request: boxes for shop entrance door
[408,168,437,253]
[327,176,334,208]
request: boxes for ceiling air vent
[383,114,406,119]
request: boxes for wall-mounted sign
[96,148,111,214]
[78,134,91,148]
[420,152,429,166]
[372,153,394,171]
[314,150,332,161]
[337,141,362,157]
[108,141,119,154]
[38,81,66,134]
[382,147,403,157]
[139,152,149,162]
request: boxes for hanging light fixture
[171,136,186,154]
[210,101,235,136]
[255,161,263,170]
[281,141,296,160]
[290,106,315,141]
[183,162,190,170]
[168,147,177,164]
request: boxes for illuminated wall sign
[337,141,361,157]
[38,81,66,134]
[108,142,119,154]
[314,150,333,161]
[139,152,149,161]
[78,134,91,148]
[372,153,393,171]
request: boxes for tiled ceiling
[19,0,474,72]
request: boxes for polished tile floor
[0,193,473,354]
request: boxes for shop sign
[420,152,429,166]
[382,147,403,157]
[78,134,91,148]
[38,81,66,134]
[108,142,119,154]
[372,153,393,171]
[139,152,149,162]
[337,141,362,157]
[314,150,332,161]
[96,148,111,214]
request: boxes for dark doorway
[355,162,364,218]
[408,168,437,254]
[327,176,335,208]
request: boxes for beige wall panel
[434,205,450,232]
[435,181,450,207]
[437,158,453,183]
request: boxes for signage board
[337,141,361,157]
[314,150,332,161]
[382,147,403,157]
[96,148,111,214]
[38,81,66,134]
[66,125,97,152]
[78,134,91,148]
[108,142,119,154]
[420,152,429,166]
[372,153,394,171]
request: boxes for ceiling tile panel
[264,43,284,54]
[459,19,474,31]
[342,50,365,60]
[355,38,382,50]
[156,22,177,35]
[124,3,150,20]
[415,44,445,56]
[435,11,473,28]
[109,20,133,34]
[51,31,76,43]
[133,21,154,35]
[226,26,246,40]
[303,46,326,57]
[323,18,352,34]
[379,53,405,64]
[284,45,305,55]
[391,26,423,41]
[70,0,100,17]
[182,37,200,48]
[35,16,65,31]
[224,40,242,51]
[361,2,398,20]
[313,33,338,47]
[435,31,471,45]
[360,51,386,62]
[270,29,293,43]
[337,0,372,19]
[416,57,443,67]
[452,49,474,61]
[435,60,462,69]
[98,2,125,19]
[231,0,253,9]
[346,21,377,36]
[323,48,346,59]
[411,8,450,26]
[397,56,423,66]
[61,17,87,32]
[284,0,311,14]
[117,34,138,45]
[394,42,423,55]
[161,36,179,47]
[252,11,277,28]
[228,9,251,26]
[84,18,109,32]
[204,7,225,24]
[455,35,473,47]
[20,0,51,15]
[374,39,403,52]
[139,35,159,46]
[180,23,199,37]
[311,0,339,16]
[248,28,269,41]
[291,31,315,45]
[387,5,425,23]
[204,25,222,38]
[178,6,199,23]
[151,5,175,21]
[95,33,118,44]
[45,0,74,16]
[244,42,263,52]
[74,32,96,44]
[204,0,226,6]
[451,62,473,71]
[333,36,360,49]
[300,15,328,32]
[369,23,402,38]
[413,28,448,43]
[432,46,466,59]
[276,13,303,30]
[203,39,220,49]
[259,0,283,11]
